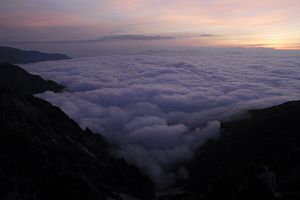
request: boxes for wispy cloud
[198,34,215,37]
[178,34,217,38]
[102,35,174,40]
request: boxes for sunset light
[1,0,299,56]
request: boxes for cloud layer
[21,49,300,186]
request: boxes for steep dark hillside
[0,46,70,64]
[0,88,154,200]
[184,101,300,200]
[0,63,64,94]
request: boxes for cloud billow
[21,49,300,186]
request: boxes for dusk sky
[1,0,300,56]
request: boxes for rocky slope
[0,63,64,94]
[0,46,70,64]
[182,101,300,200]
[0,87,154,200]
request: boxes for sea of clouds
[21,49,300,186]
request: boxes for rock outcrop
[0,63,64,94]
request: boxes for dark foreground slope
[0,88,154,200]
[0,63,64,94]
[185,101,300,200]
[0,46,70,64]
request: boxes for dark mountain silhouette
[0,63,64,94]
[0,46,70,64]
[182,101,300,200]
[0,87,154,200]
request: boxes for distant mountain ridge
[0,63,64,94]
[0,46,70,64]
